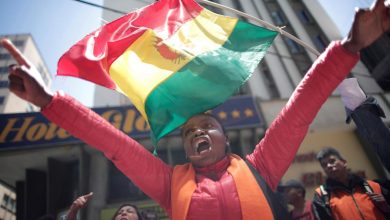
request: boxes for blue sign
[0,96,263,149]
[210,95,263,129]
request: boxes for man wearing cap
[281,179,314,220]
[313,147,390,220]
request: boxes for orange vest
[171,154,274,220]
[315,180,387,220]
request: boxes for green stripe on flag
[145,21,278,140]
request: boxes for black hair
[316,147,345,162]
[288,186,306,198]
[281,180,306,198]
[112,203,143,220]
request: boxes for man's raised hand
[1,38,53,108]
[342,0,390,53]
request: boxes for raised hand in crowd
[65,192,93,220]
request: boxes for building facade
[0,180,16,220]
[360,32,390,91]
[0,34,51,220]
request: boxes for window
[235,84,249,96]
[108,162,148,202]
[0,194,16,213]
[260,63,279,99]
[37,64,50,85]
[26,104,34,112]
[298,10,313,24]
[271,11,286,26]
[37,65,45,83]
[0,66,8,74]
[313,35,328,51]
[37,64,45,74]
[286,38,303,54]
[1,194,10,208]
[0,53,11,60]
[6,198,14,211]
[13,40,25,47]
[0,80,9,88]
[0,96,5,105]
[10,198,16,213]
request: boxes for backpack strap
[315,185,330,207]
[363,180,374,193]
[245,160,292,220]
[363,180,390,214]
[319,185,330,207]
[315,185,332,217]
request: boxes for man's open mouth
[196,140,211,154]
[193,138,212,154]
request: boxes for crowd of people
[282,146,390,220]
[2,0,390,219]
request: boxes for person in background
[281,179,314,220]
[2,0,390,219]
[61,192,144,220]
[112,204,143,220]
[338,78,390,172]
[61,192,93,220]
[312,147,390,220]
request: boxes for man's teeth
[204,147,211,153]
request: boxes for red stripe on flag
[57,0,203,89]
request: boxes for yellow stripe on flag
[109,9,238,120]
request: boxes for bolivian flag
[57,0,277,142]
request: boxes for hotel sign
[0,96,263,149]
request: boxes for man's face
[320,155,348,180]
[181,114,227,167]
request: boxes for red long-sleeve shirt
[42,41,358,219]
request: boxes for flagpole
[197,0,321,56]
